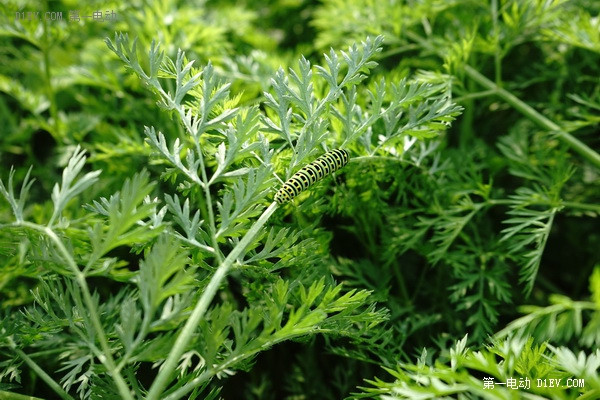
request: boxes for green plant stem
[164,332,294,400]
[561,201,600,213]
[453,90,498,102]
[6,339,72,400]
[385,257,409,304]
[0,391,45,400]
[378,43,421,59]
[523,210,555,295]
[463,65,600,168]
[146,201,279,400]
[167,79,225,263]
[353,157,600,212]
[193,137,224,263]
[487,198,600,213]
[15,222,134,400]
[495,300,596,339]
[400,30,600,168]
[115,308,152,372]
[458,77,475,146]
[164,322,368,400]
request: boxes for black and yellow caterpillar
[274,149,350,204]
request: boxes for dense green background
[1,0,599,399]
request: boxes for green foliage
[496,266,600,349]
[1,0,599,399]
[355,334,600,399]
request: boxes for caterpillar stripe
[274,149,350,204]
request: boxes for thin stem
[463,65,600,168]
[453,90,497,103]
[15,222,134,400]
[483,198,599,213]
[561,201,600,213]
[495,300,596,339]
[175,96,224,264]
[522,211,554,295]
[146,201,279,400]
[378,43,420,59]
[193,136,224,264]
[163,322,358,400]
[115,309,152,372]
[7,339,73,400]
[382,256,409,304]
[0,390,45,400]
[398,31,600,168]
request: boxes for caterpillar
[274,149,350,204]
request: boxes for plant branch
[7,338,73,400]
[146,201,279,400]
[14,221,134,400]
[463,65,600,168]
[400,30,600,168]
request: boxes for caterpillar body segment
[274,149,350,204]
